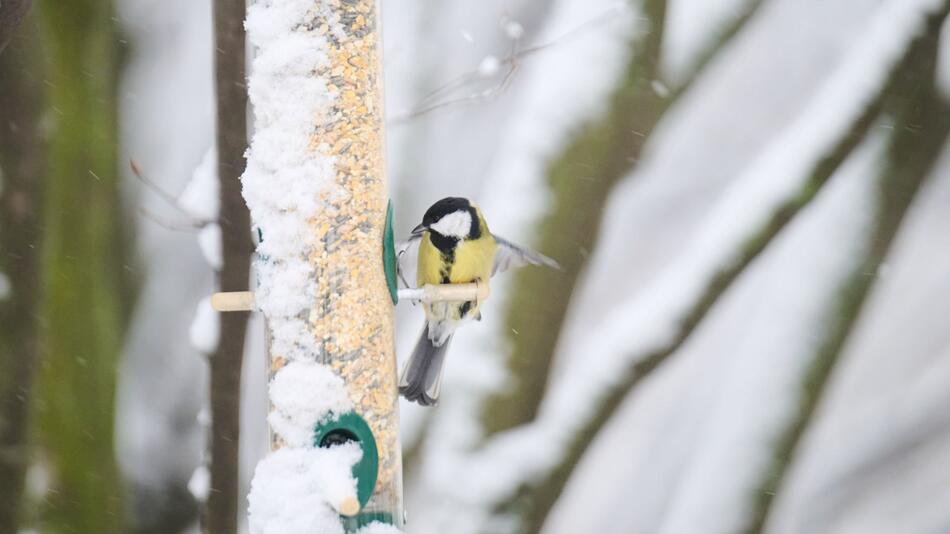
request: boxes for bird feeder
[236,0,404,530]
[225,2,497,526]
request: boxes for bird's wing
[395,235,421,288]
[492,234,561,276]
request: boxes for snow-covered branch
[480,0,669,440]
[667,0,763,100]
[424,0,950,531]
[747,7,950,530]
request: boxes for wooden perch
[211,282,490,312]
[397,281,490,303]
[334,495,360,517]
[211,291,256,312]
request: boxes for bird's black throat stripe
[427,230,458,284]
[438,248,454,284]
[429,231,459,254]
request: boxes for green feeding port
[383,199,399,305]
[313,411,380,513]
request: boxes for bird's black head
[415,197,482,245]
[422,197,470,227]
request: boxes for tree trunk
[205,0,251,533]
[0,18,45,534]
[0,0,31,53]
[33,0,131,531]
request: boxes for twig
[129,159,195,216]
[389,4,631,124]
[131,159,214,232]
[397,61,521,122]
[137,207,206,233]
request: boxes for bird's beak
[411,223,426,236]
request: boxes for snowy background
[2,0,950,532]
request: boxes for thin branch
[395,62,521,122]
[137,207,205,233]
[129,159,202,217]
[389,4,632,124]
[395,0,760,126]
[131,160,215,235]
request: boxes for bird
[397,197,559,406]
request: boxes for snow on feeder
[313,411,384,527]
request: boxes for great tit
[398,197,559,406]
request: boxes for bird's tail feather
[399,325,452,406]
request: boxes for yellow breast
[416,232,496,286]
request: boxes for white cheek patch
[430,211,472,238]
